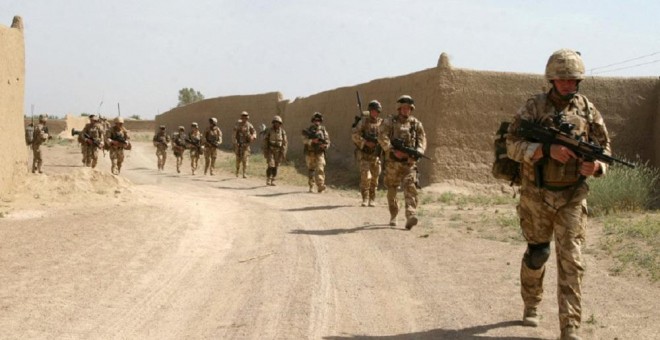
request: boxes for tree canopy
[178,88,205,107]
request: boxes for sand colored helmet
[396,95,415,110]
[114,117,124,124]
[191,122,199,128]
[240,111,249,117]
[38,114,48,122]
[311,112,323,122]
[89,114,98,121]
[272,115,283,124]
[178,126,185,131]
[367,100,382,112]
[545,49,585,81]
[209,117,218,124]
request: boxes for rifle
[391,138,430,160]
[83,132,102,149]
[516,119,635,168]
[185,137,202,150]
[302,128,328,145]
[352,91,363,128]
[110,134,131,149]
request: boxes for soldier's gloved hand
[394,150,408,160]
[550,144,577,164]
[580,161,600,177]
[364,140,376,148]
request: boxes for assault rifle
[352,91,364,128]
[110,134,131,149]
[185,137,202,149]
[83,132,102,149]
[207,139,222,149]
[516,119,635,168]
[302,128,328,145]
[391,138,430,160]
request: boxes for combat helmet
[367,100,382,112]
[209,117,218,124]
[178,125,185,130]
[191,122,199,128]
[311,112,323,122]
[545,49,585,81]
[38,114,48,122]
[240,111,249,117]
[114,117,124,124]
[272,115,283,124]
[396,95,415,110]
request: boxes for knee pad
[524,242,551,270]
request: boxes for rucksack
[25,125,34,145]
[491,121,521,185]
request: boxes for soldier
[153,125,170,171]
[172,126,187,174]
[352,100,383,207]
[262,115,288,186]
[81,114,105,168]
[378,95,427,229]
[105,117,131,175]
[203,117,223,175]
[30,114,50,174]
[302,112,331,193]
[187,122,203,175]
[506,49,611,340]
[233,111,257,178]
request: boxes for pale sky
[2,0,659,119]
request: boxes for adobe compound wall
[157,52,659,186]
[0,17,26,198]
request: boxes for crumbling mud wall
[0,17,26,197]
[157,53,660,185]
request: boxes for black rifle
[352,91,363,128]
[83,132,102,149]
[302,128,328,145]
[516,119,635,168]
[391,138,430,160]
[185,137,201,149]
[110,134,130,147]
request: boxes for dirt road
[0,141,658,339]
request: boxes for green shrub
[602,214,660,281]
[588,162,660,216]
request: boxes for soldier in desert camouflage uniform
[172,126,187,174]
[302,112,331,193]
[153,125,170,171]
[352,100,383,207]
[187,122,203,175]
[30,114,50,174]
[81,114,105,169]
[106,117,131,175]
[233,111,257,178]
[378,95,427,229]
[506,49,611,340]
[263,115,288,186]
[203,117,223,175]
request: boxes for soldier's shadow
[323,320,541,340]
[283,204,352,212]
[253,191,308,197]
[290,223,391,236]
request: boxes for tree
[178,88,205,107]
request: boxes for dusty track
[0,142,658,339]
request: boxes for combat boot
[235,168,239,177]
[405,216,418,230]
[270,178,276,186]
[318,185,326,193]
[389,215,397,226]
[361,198,368,207]
[242,171,247,179]
[368,199,375,207]
[560,325,581,340]
[522,307,539,327]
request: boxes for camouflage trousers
[359,155,381,200]
[109,148,125,175]
[173,147,185,173]
[265,147,284,168]
[518,182,588,329]
[31,144,43,173]
[83,143,100,168]
[189,148,201,174]
[234,145,251,175]
[156,148,167,170]
[383,160,417,219]
[203,146,217,174]
[305,152,326,191]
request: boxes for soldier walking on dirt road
[262,115,288,186]
[232,111,257,178]
[30,114,50,174]
[106,117,131,175]
[506,49,612,340]
[302,112,330,193]
[172,126,187,174]
[187,122,203,175]
[81,114,105,169]
[378,95,427,229]
[203,118,222,176]
[352,100,383,207]
[153,125,170,171]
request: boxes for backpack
[25,125,34,145]
[491,121,521,185]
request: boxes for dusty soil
[0,141,658,340]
